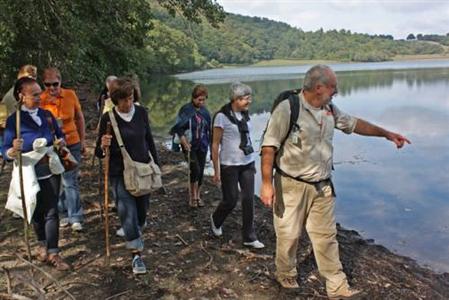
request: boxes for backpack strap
[261,89,301,153]
[280,92,300,150]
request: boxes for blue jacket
[169,102,211,152]
[2,109,64,160]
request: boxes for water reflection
[142,66,449,133]
[141,63,449,272]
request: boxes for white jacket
[5,138,64,223]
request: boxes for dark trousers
[33,175,61,253]
[212,162,257,242]
[185,149,207,186]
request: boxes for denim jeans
[58,142,83,223]
[110,175,149,251]
[33,175,61,253]
[212,162,257,243]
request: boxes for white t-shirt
[214,111,255,166]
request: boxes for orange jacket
[40,88,82,146]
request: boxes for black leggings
[186,149,207,186]
[33,175,61,253]
[212,162,257,242]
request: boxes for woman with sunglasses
[3,77,70,270]
[170,84,211,208]
[40,67,86,232]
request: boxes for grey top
[214,111,255,166]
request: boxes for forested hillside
[0,0,447,92]
[151,8,446,67]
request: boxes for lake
[141,60,449,273]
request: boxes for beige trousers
[273,173,348,294]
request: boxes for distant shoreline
[221,54,449,68]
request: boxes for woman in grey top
[210,82,264,249]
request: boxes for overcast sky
[216,0,449,39]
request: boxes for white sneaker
[116,227,125,237]
[71,222,83,232]
[210,214,222,237]
[59,218,69,228]
[116,222,147,238]
[243,240,265,249]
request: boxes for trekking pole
[187,118,193,207]
[16,99,32,261]
[103,122,112,265]
[187,148,192,205]
[91,95,106,167]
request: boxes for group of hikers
[1,63,410,299]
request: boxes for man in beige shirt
[260,65,410,299]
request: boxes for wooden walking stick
[186,118,194,207]
[103,122,112,265]
[187,148,192,205]
[16,99,32,261]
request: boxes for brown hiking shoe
[35,245,48,262]
[197,198,205,207]
[48,254,71,271]
[275,275,299,289]
[328,287,363,300]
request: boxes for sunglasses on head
[44,82,59,87]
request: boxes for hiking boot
[275,275,299,289]
[197,198,205,207]
[243,240,265,249]
[35,245,48,262]
[328,287,363,300]
[48,254,71,271]
[132,255,147,274]
[59,218,69,228]
[210,214,222,237]
[71,222,83,232]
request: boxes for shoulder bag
[108,110,162,196]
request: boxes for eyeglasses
[44,82,60,87]
[331,86,338,97]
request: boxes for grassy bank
[243,54,449,68]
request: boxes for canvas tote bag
[108,111,162,196]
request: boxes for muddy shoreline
[0,96,448,299]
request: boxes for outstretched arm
[260,146,276,208]
[354,118,411,149]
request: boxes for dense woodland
[0,0,447,91]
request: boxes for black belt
[275,166,336,197]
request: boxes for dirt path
[1,97,449,299]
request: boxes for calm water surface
[141,60,449,272]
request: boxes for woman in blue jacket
[170,85,211,207]
[3,77,70,270]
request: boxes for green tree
[0,0,225,91]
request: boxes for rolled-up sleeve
[261,100,291,150]
[332,104,357,134]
